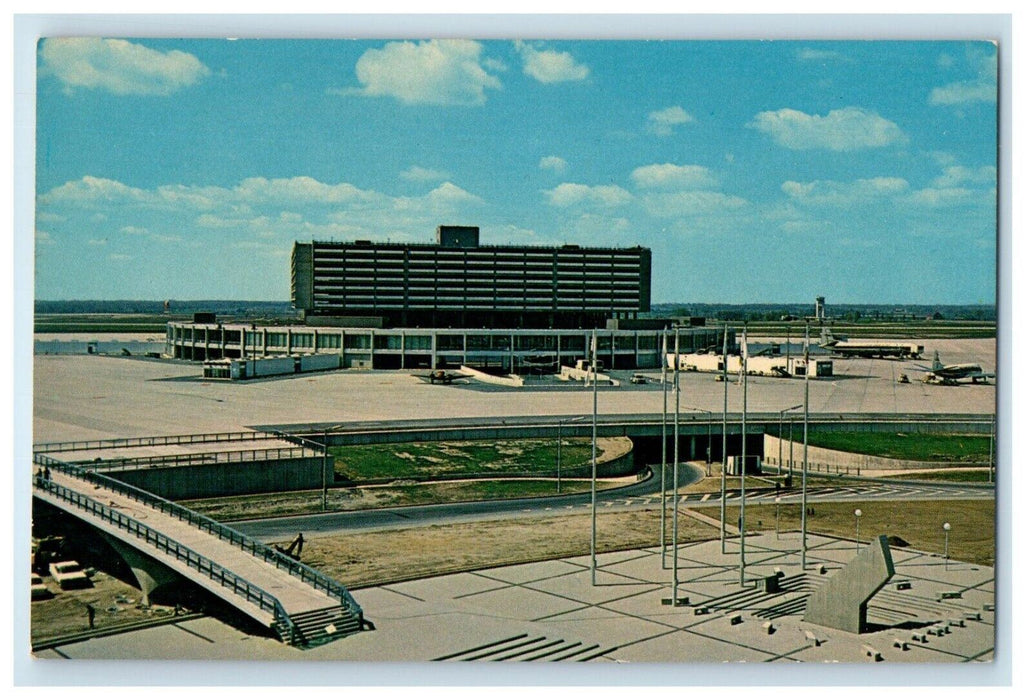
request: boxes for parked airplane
[419,370,473,385]
[915,351,994,385]
[818,328,924,359]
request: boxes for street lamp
[690,408,712,477]
[556,416,585,493]
[854,509,863,552]
[943,522,951,569]
[778,404,803,479]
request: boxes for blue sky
[34,38,998,304]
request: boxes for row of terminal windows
[175,327,689,354]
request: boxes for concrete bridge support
[99,532,181,606]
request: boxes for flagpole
[591,328,599,585]
[671,327,680,602]
[801,321,810,570]
[720,325,729,554]
[739,325,748,586]
[660,328,669,568]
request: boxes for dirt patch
[30,569,181,644]
[283,498,994,590]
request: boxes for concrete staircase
[273,605,364,647]
[432,633,617,662]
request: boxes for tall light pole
[590,330,599,585]
[720,325,729,554]
[943,522,951,570]
[660,328,669,566]
[989,414,995,484]
[322,430,330,511]
[775,496,781,540]
[671,327,682,601]
[739,325,748,586]
[690,408,712,477]
[778,404,803,479]
[801,322,811,570]
[854,509,863,552]
[556,416,585,493]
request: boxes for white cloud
[796,48,846,62]
[42,176,149,204]
[631,164,716,190]
[748,107,905,151]
[36,231,55,245]
[40,38,210,96]
[545,183,633,208]
[108,253,132,261]
[344,39,501,106]
[424,182,483,207]
[36,211,65,224]
[930,82,996,105]
[88,238,107,246]
[400,165,450,182]
[639,191,748,218]
[929,49,997,106]
[514,42,589,84]
[781,177,909,207]
[932,165,996,188]
[647,106,694,136]
[905,187,980,207]
[234,176,375,205]
[539,156,568,173]
[40,175,486,249]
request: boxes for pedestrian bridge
[32,453,364,648]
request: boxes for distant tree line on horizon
[650,303,997,323]
[36,299,996,323]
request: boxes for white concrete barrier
[459,366,525,387]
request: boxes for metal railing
[33,473,296,641]
[71,447,317,472]
[32,453,360,615]
[33,430,286,454]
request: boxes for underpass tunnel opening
[629,432,766,471]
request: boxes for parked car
[31,573,52,600]
[48,560,91,590]
[630,374,649,384]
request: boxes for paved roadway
[231,464,993,541]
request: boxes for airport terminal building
[291,226,651,329]
[167,226,723,372]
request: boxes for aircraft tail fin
[931,351,943,371]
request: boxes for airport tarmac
[31,337,996,444]
[33,531,994,667]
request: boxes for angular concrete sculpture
[803,535,895,634]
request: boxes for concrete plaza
[34,531,994,664]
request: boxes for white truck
[48,560,91,589]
